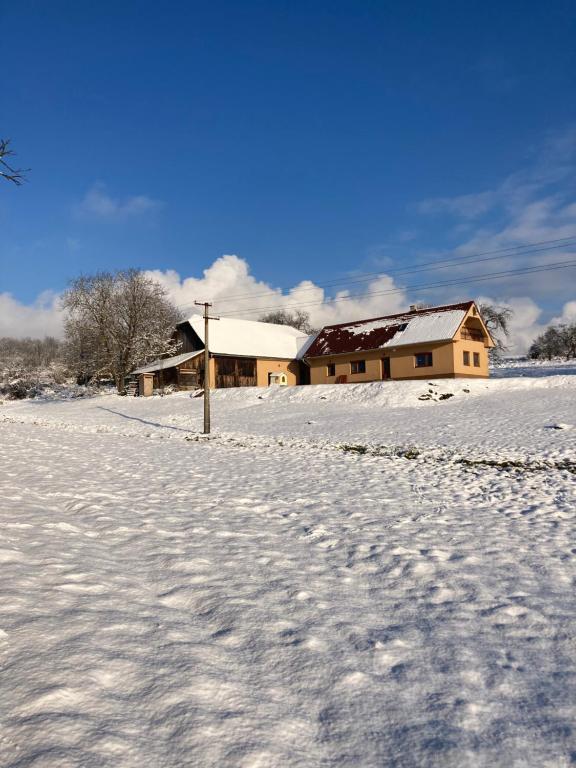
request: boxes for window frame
[414,352,433,368]
[473,352,480,368]
[350,360,366,375]
[463,350,470,366]
[326,363,336,377]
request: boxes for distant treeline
[0,336,64,371]
[0,336,68,398]
[529,323,576,360]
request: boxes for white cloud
[75,183,162,219]
[0,255,407,342]
[145,254,409,329]
[418,190,497,219]
[0,291,64,339]
[469,296,576,356]
[551,300,576,325]
[144,255,575,355]
[2,255,572,356]
[419,127,576,225]
[476,295,548,356]
[415,128,576,303]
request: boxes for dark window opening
[463,351,470,366]
[327,363,336,377]
[415,352,433,368]
[473,352,480,367]
[351,360,366,374]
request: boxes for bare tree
[478,302,513,357]
[0,139,28,185]
[259,309,317,334]
[62,270,181,392]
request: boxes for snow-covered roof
[133,351,202,374]
[305,302,475,357]
[185,315,313,359]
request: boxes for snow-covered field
[1,368,575,767]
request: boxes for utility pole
[194,301,219,434]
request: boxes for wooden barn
[132,315,313,394]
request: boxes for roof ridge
[184,314,309,336]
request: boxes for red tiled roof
[305,301,474,358]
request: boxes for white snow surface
[186,314,312,359]
[383,309,467,347]
[1,366,576,767]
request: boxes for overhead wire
[214,259,576,317]
[187,235,576,308]
[171,235,576,318]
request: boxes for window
[415,352,433,368]
[327,363,336,377]
[463,351,470,366]
[461,328,484,342]
[350,360,366,374]
[473,352,480,367]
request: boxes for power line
[213,259,576,318]
[184,235,576,309]
[213,240,576,309]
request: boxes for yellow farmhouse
[303,301,495,384]
[133,315,312,394]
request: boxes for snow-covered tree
[558,324,576,360]
[62,270,181,392]
[529,324,576,360]
[0,336,67,398]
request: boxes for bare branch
[0,139,29,185]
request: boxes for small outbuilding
[304,301,495,383]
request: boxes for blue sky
[1,0,575,347]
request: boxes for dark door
[382,357,391,379]
[215,356,257,388]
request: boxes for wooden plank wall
[215,356,257,388]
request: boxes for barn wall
[214,356,257,388]
[256,358,300,386]
[152,367,179,389]
[199,356,216,389]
